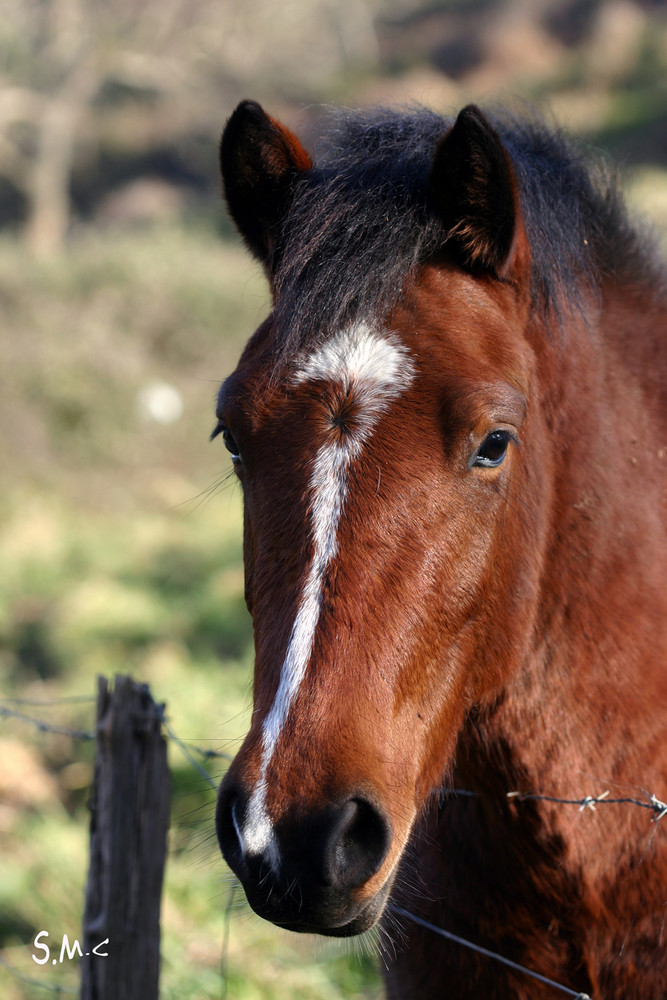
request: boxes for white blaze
[240,321,415,865]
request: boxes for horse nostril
[324,797,392,890]
[216,781,247,874]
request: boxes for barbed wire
[160,716,225,792]
[440,786,667,824]
[0,695,96,706]
[506,788,667,822]
[0,699,233,772]
[160,716,233,767]
[0,703,95,742]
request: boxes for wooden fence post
[81,675,170,1000]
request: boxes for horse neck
[469,281,667,805]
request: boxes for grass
[0,225,382,999]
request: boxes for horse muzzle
[216,775,394,935]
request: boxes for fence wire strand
[0,703,95,741]
[0,699,233,771]
[160,716,224,792]
[388,905,592,999]
[505,788,667,822]
[1,695,96,706]
[440,786,667,824]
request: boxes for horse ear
[220,100,313,264]
[429,105,518,277]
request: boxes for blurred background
[0,1,666,997]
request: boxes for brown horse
[214,100,667,998]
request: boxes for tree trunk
[24,50,97,255]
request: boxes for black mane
[270,105,663,354]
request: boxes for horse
[213,100,667,999]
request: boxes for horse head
[215,101,561,935]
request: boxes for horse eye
[473,430,512,469]
[223,427,241,460]
[211,420,241,460]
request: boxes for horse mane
[271,105,664,356]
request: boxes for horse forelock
[265,105,663,363]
